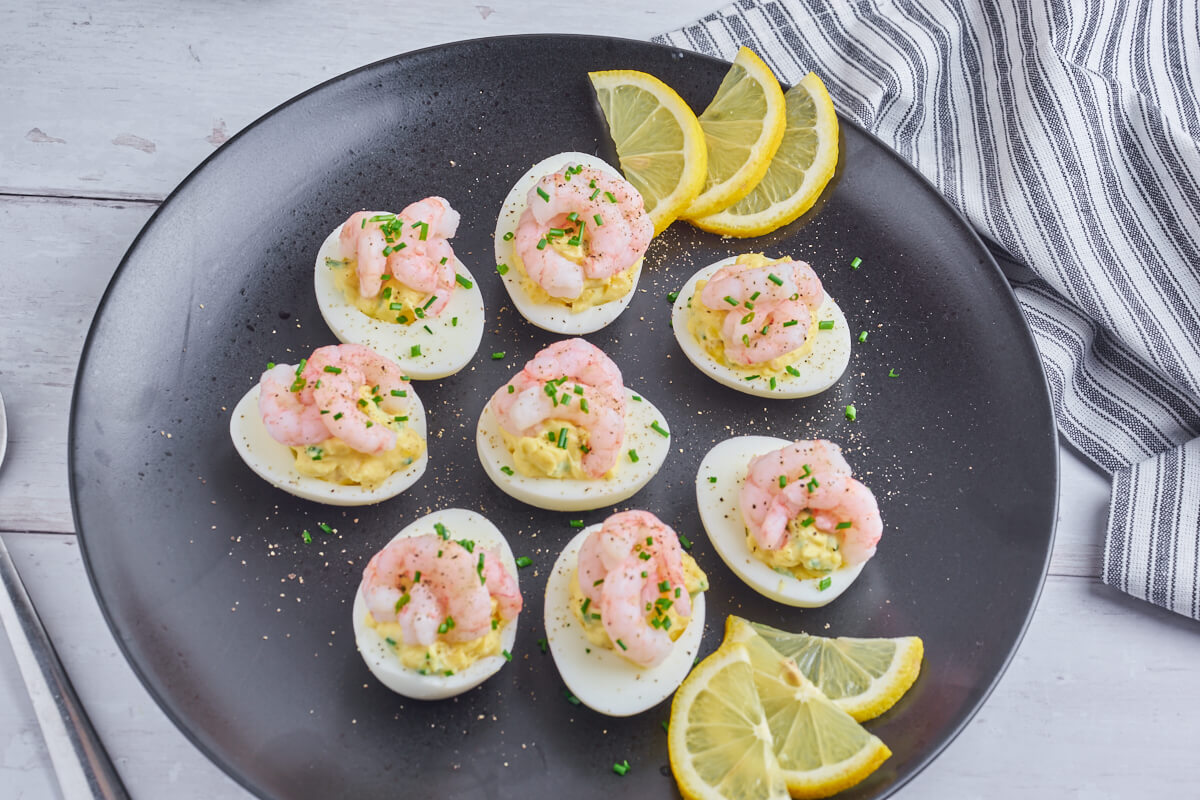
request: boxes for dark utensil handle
[0,537,131,799]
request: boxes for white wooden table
[2,2,1197,797]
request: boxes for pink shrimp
[575,511,694,668]
[514,165,653,300]
[488,339,626,477]
[740,440,883,565]
[699,258,826,366]
[337,198,462,314]
[257,364,330,446]
[361,534,514,646]
[291,344,410,454]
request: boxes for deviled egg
[544,510,707,716]
[353,508,522,700]
[494,152,653,334]
[230,343,427,505]
[671,254,851,398]
[475,338,670,511]
[315,198,485,380]
[696,436,882,607]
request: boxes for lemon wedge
[683,47,787,220]
[747,619,924,722]
[690,72,839,237]
[668,643,790,800]
[725,617,891,799]
[589,69,707,236]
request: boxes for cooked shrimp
[514,165,653,300]
[338,198,461,313]
[700,258,826,366]
[740,440,882,565]
[575,511,692,668]
[488,339,626,477]
[257,363,330,446]
[361,534,513,646]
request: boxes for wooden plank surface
[0,1,1191,798]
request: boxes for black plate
[71,35,1056,800]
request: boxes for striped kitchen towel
[657,0,1200,621]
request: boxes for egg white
[475,388,670,512]
[352,508,520,700]
[229,375,428,506]
[314,226,485,380]
[494,151,644,335]
[544,525,706,717]
[696,435,865,607]
[671,257,851,399]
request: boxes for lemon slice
[690,72,839,237]
[683,47,787,220]
[668,643,790,800]
[725,618,891,798]
[746,619,924,722]
[589,69,707,236]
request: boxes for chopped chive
[502,649,512,662]
[538,638,548,653]
[769,376,777,390]
[564,691,581,706]
[589,188,600,201]
[807,477,820,492]
[548,228,566,238]
[395,593,411,610]
[500,465,515,476]
[661,721,669,733]
[616,639,627,651]
[412,220,428,240]
[743,300,754,310]
[858,330,869,343]
[536,238,547,250]
[581,597,591,615]
[819,576,832,590]
[845,404,857,421]
[323,365,342,374]
[801,516,815,527]
[750,291,761,301]
[612,760,630,776]
[503,231,514,241]
[396,315,408,324]
[786,365,801,377]
[761,325,770,335]
[650,421,669,437]
[507,384,515,394]
[723,295,738,306]
[567,211,579,222]
[455,274,473,289]
[779,475,787,488]
[632,395,642,402]
[410,345,421,357]
[381,287,392,300]
[743,334,751,347]
[745,374,760,381]
[818,320,835,330]
[580,398,589,413]
[708,476,717,483]
[628,449,639,463]
[423,324,433,335]
[557,427,568,449]
[301,529,312,544]
[333,412,344,420]
[318,523,333,535]
[394,415,408,423]
[570,519,584,528]
[391,389,406,397]
[889,368,900,378]
[768,273,784,285]
[782,320,799,327]
[413,570,422,583]
[515,556,532,568]
[836,521,853,529]
[851,256,863,269]
[657,580,670,593]
[593,214,604,226]
[667,290,679,302]
[434,522,449,540]
[536,186,550,201]
[604,191,616,203]
[451,317,458,327]
[496,262,510,275]
[492,351,506,360]
[741,312,755,324]
[423,295,437,310]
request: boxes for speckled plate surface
[70,35,1056,800]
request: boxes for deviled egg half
[672,254,851,398]
[696,436,882,607]
[544,510,707,716]
[494,152,653,334]
[353,509,522,700]
[230,343,427,506]
[476,338,670,512]
[315,197,485,380]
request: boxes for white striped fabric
[657,0,1200,620]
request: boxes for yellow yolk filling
[499,419,614,480]
[512,235,639,311]
[291,386,425,489]
[328,255,430,325]
[365,597,505,675]
[687,253,821,378]
[748,516,844,580]
[568,552,708,652]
